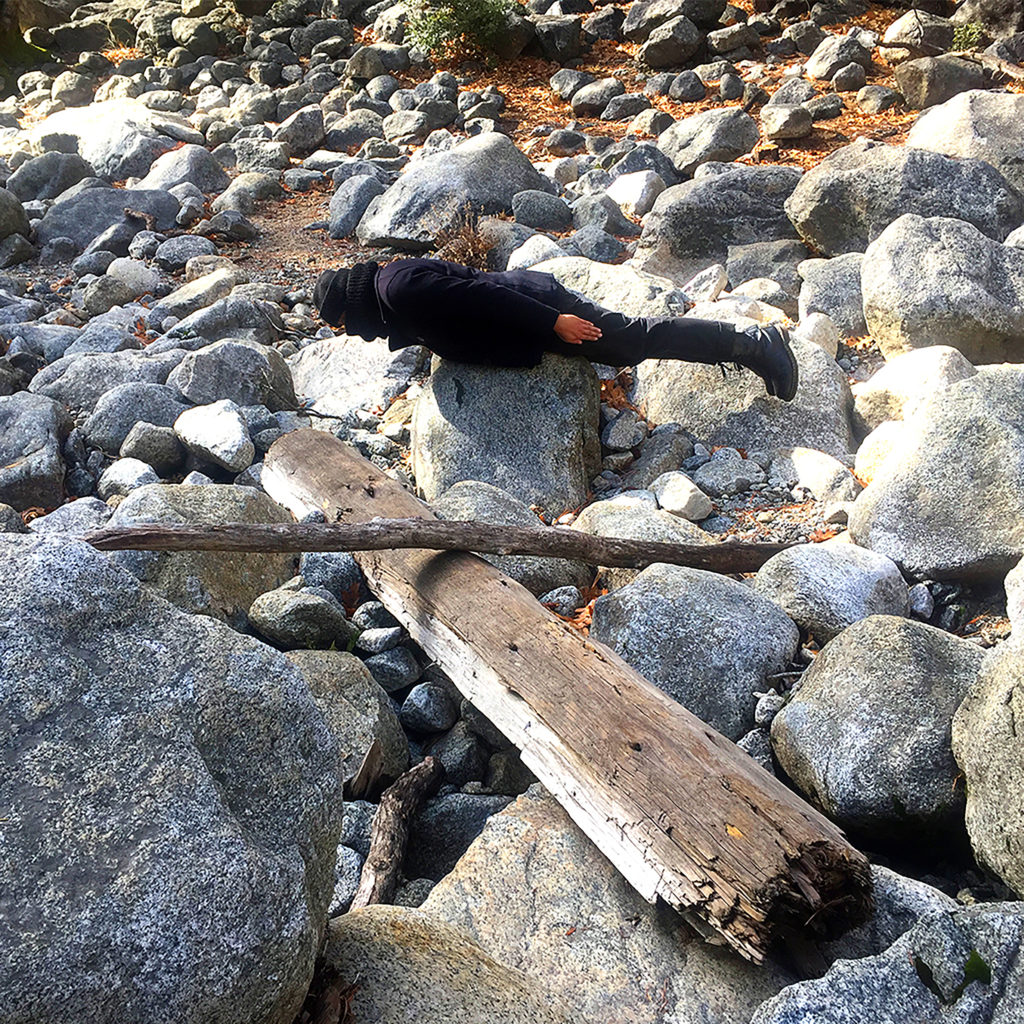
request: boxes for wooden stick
[262,430,873,963]
[350,756,444,910]
[82,518,792,574]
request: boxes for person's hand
[554,314,602,345]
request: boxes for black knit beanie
[314,268,348,326]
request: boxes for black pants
[541,286,740,366]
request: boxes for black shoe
[732,324,799,402]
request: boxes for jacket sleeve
[382,263,562,339]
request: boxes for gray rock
[0,535,341,1024]
[857,84,900,113]
[657,107,759,177]
[23,99,204,180]
[406,792,514,881]
[906,90,1024,195]
[329,845,363,917]
[288,334,426,420]
[431,480,591,596]
[29,349,184,413]
[591,564,800,739]
[768,445,860,503]
[147,267,248,326]
[761,105,813,141]
[423,786,794,1024]
[0,392,70,510]
[363,645,420,693]
[798,252,866,338]
[174,400,255,473]
[96,457,160,499]
[412,354,601,516]
[300,550,363,602]
[668,69,706,101]
[805,33,872,80]
[692,447,766,497]
[751,903,1024,1024]
[638,15,703,69]
[772,615,983,838]
[27,497,112,537]
[250,581,358,650]
[423,722,491,790]
[513,189,573,231]
[273,104,325,157]
[107,483,296,628]
[287,649,409,785]
[895,55,987,110]
[880,9,954,64]
[621,423,695,490]
[136,143,230,193]
[863,214,1024,363]
[571,491,711,587]
[832,61,867,92]
[120,421,186,475]
[953,639,1024,896]
[0,188,30,242]
[168,338,297,412]
[153,235,217,272]
[754,544,908,642]
[634,329,855,460]
[650,470,713,520]
[328,173,386,239]
[319,905,573,1023]
[727,238,810,296]
[357,133,548,251]
[37,186,180,249]
[155,296,283,350]
[355,626,404,654]
[6,151,93,202]
[849,366,1024,581]
[400,681,459,734]
[81,382,189,455]
[784,139,1024,257]
[633,163,802,284]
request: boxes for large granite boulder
[107,484,297,629]
[0,392,70,510]
[357,133,549,250]
[287,334,427,420]
[953,639,1024,896]
[784,140,1024,257]
[531,255,690,317]
[319,905,574,1023]
[23,98,205,181]
[752,903,1024,1024]
[431,480,591,595]
[862,214,1024,363]
[423,786,795,1024]
[754,544,908,642]
[851,345,977,435]
[591,563,800,739]
[411,354,601,516]
[633,328,856,460]
[848,366,1024,582]
[0,534,342,1024]
[632,163,802,284]
[906,89,1024,196]
[952,0,1024,39]
[772,615,984,840]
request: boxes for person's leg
[543,288,799,402]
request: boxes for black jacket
[350,258,565,368]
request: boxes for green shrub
[952,21,984,51]
[406,0,521,58]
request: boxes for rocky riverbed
[1,0,1024,1021]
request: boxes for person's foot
[733,324,799,402]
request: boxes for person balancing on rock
[313,257,799,401]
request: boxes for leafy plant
[952,21,984,51]
[406,0,521,59]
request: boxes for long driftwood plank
[262,430,872,963]
[83,519,792,573]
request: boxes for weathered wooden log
[350,756,444,911]
[82,519,792,573]
[262,431,872,962]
